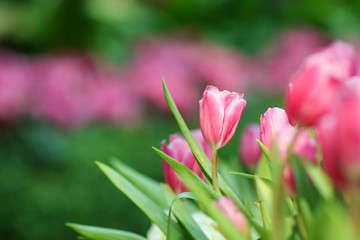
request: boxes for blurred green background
[1,0,360,239]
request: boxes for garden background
[1,0,360,239]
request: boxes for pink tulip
[239,124,262,168]
[192,44,248,90]
[260,107,291,149]
[260,107,317,195]
[318,115,347,189]
[30,54,98,127]
[215,197,248,236]
[199,86,247,149]
[260,107,316,162]
[130,39,200,115]
[252,28,327,92]
[89,73,142,124]
[318,81,360,189]
[0,52,31,120]
[161,129,212,193]
[286,41,357,126]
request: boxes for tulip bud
[286,41,357,126]
[260,107,317,195]
[199,85,247,149]
[260,107,291,150]
[260,107,316,162]
[240,124,262,168]
[318,81,360,189]
[161,129,212,193]
[215,197,248,236]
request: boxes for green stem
[295,199,308,239]
[212,149,221,195]
[272,127,302,240]
[348,184,360,240]
[272,164,286,240]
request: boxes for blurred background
[1,0,360,239]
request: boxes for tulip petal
[220,97,247,147]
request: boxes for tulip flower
[200,85,247,149]
[215,197,248,236]
[240,124,262,168]
[286,41,357,126]
[317,81,360,234]
[199,85,246,193]
[260,107,292,149]
[0,52,31,120]
[260,107,316,195]
[161,129,212,194]
[318,81,360,189]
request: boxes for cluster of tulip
[0,28,328,128]
[0,53,142,127]
[69,40,360,240]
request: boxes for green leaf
[162,185,210,240]
[153,147,219,199]
[163,191,205,240]
[66,223,146,240]
[96,162,184,239]
[306,163,334,200]
[308,201,355,240]
[229,172,272,185]
[255,157,273,218]
[162,79,264,234]
[259,200,272,234]
[291,157,319,208]
[257,140,271,161]
[162,78,212,181]
[110,158,168,208]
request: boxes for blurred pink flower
[251,28,327,92]
[89,73,142,124]
[318,78,360,189]
[260,107,316,162]
[239,124,262,168]
[200,85,246,149]
[0,52,31,120]
[286,41,357,126]
[260,107,291,149]
[130,39,200,115]
[260,107,317,194]
[192,44,248,90]
[30,54,98,127]
[214,197,248,236]
[161,129,212,193]
[130,38,248,115]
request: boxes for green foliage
[67,223,147,240]
[68,80,360,240]
[96,161,185,239]
[2,1,360,240]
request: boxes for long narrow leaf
[96,162,184,239]
[110,158,168,208]
[230,172,272,185]
[163,191,206,240]
[256,140,271,161]
[162,79,264,234]
[67,223,146,240]
[305,162,334,200]
[153,147,218,199]
[162,78,212,180]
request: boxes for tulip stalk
[272,157,287,240]
[212,148,221,195]
[347,184,360,240]
[272,128,302,240]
